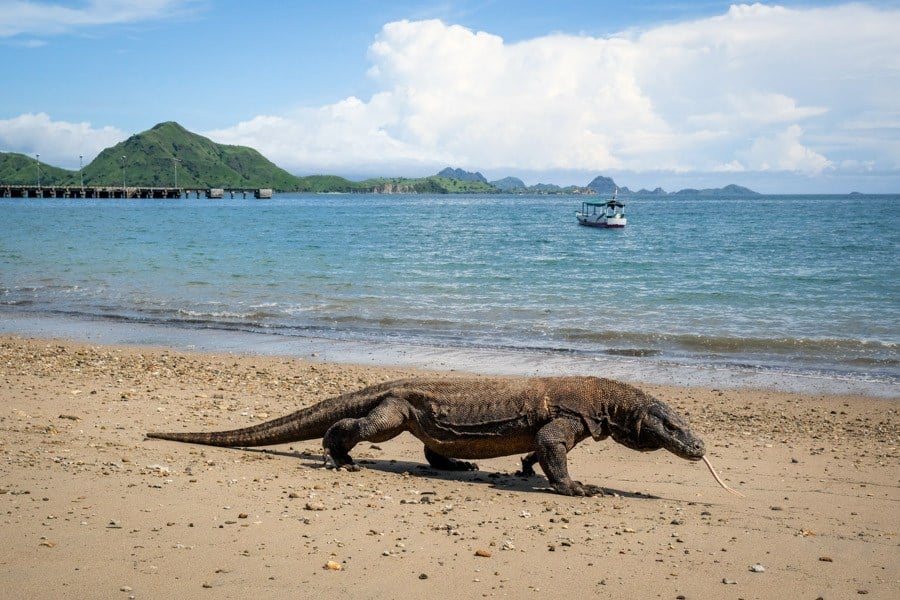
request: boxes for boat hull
[576,215,627,228]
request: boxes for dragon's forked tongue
[702,455,745,497]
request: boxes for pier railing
[1,186,274,199]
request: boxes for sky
[1,1,899,193]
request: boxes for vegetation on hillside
[86,122,303,189]
[356,176,498,194]
[0,152,75,186]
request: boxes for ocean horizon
[1,192,897,397]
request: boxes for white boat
[576,189,626,228]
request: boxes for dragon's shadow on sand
[229,446,660,499]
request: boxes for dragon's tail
[146,381,394,447]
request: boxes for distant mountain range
[0,121,759,196]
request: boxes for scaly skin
[146,376,705,496]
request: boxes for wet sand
[1,335,897,599]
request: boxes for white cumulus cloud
[205,3,900,184]
[208,19,667,175]
[0,113,126,168]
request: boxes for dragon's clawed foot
[324,450,361,471]
[515,454,538,477]
[515,464,536,477]
[423,448,478,472]
[552,480,606,497]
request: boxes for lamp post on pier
[79,155,84,189]
[35,154,41,195]
[172,157,181,190]
[121,155,127,198]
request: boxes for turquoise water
[1,193,897,387]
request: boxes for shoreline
[1,312,897,399]
[1,334,898,598]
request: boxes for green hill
[354,175,498,194]
[85,122,304,190]
[490,176,527,192]
[669,184,760,197]
[428,176,497,193]
[294,174,362,193]
[0,122,309,191]
[0,152,76,186]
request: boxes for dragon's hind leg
[424,447,478,471]
[322,398,407,470]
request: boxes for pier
[1,186,274,199]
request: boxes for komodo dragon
[147,376,740,497]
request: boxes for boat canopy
[582,200,624,208]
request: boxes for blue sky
[2,1,899,192]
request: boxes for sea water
[1,193,897,395]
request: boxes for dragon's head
[608,400,705,460]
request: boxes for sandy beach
[1,334,897,599]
